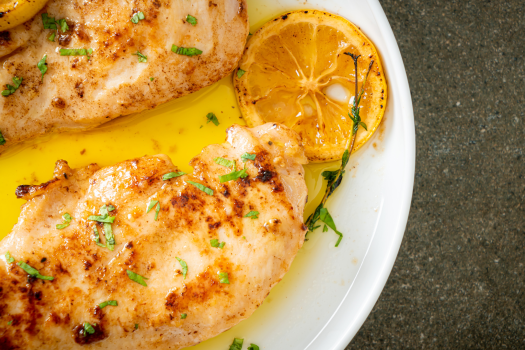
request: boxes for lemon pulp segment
[0,0,50,31]
[234,10,388,162]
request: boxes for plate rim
[315,0,416,348]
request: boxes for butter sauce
[0,4,341,348]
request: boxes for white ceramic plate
[190,0,415,349]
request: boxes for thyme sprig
[304,53,374,247]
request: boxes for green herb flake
[59,48,93,57]
[132,51,147,63]
[37,55,48,81]
[162,172,185,181]
[131,11,145,24]
[155,203,160,221]
[171,45,203,56]
[181,313,187,319]
[205,112,219,126]
[241,152,256,162]
[99,300,118,309]
[56,18,69,33]
[214,157,235,169]
[319,208,343,247]
[218,271,230,284]
[87,214,115,223]
[56,212,72,229]
[210,239,219,248]
[218,242,225,249]
[150,77,154,81]
[104,223,115,250]
[146,200,161,220]
[126,269,148,286]
[186,14,197,26]
[42,13,57,29]
[7,320,12,326]
[84,322,95,335]
[176,257,188,279]
[48,32,56,42]
[187,181,214,196]
[135,323,139,329]
[248,344,260,350]
[244,211,259,219]
[17,262,54,280]
[219,168,248,183]
[229,338,243,350]
[0,131,5,145]
[2,76,22,97]
[237,69,246,78]
[93,226,106,248]
[5,251,14,264]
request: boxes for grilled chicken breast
[0,123,308,349]
[0,0,248,152]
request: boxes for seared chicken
[0,0,248,151]
[0,123,308,349]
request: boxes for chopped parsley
[2,76,22,97]
[206,113,219,126]
[93,226,106,248]
[162,172,185,180]
[214,157,235,169]
[131,11,145,24]
[0,131,5,145]
[57,18,69,33]
[237,69,246,78]
[5,251,14,264]
[146,200,160,221]
[244,211,259,219]
[241,152,256,162]
[89,205,116,250]
[181,313,187,319]
[56,213,72,229]
[186,14,197,26]
[88,211,115,223]
[132,51,147,63]
[17,262,54,280]
[7,320,12,326]
[126,269,148,286]
[319,207,343,247]
[150,77,154,81]
[187,181,213,196]
[176,257,188,279]
[84,322,95,335]
[135,323,139,329]
[48,32,56,42]
[171,45,203,56]
[219,168,247,183]
[210,239,225,249]
[99,300,118,309]
[59,48,93,57]
[247,344,260,350]
[41,14,69,32]
[218,271,229,284]
[41,13,57,29]
[229,338,243,350]
[37,55,48,81]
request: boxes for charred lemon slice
[0,0,50,31]
[234,10,387,162]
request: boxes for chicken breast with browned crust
[0,0,248,151]
[0,123,308,349]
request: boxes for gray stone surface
[346,0,524,348]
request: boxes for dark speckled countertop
[346,0,524,348]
